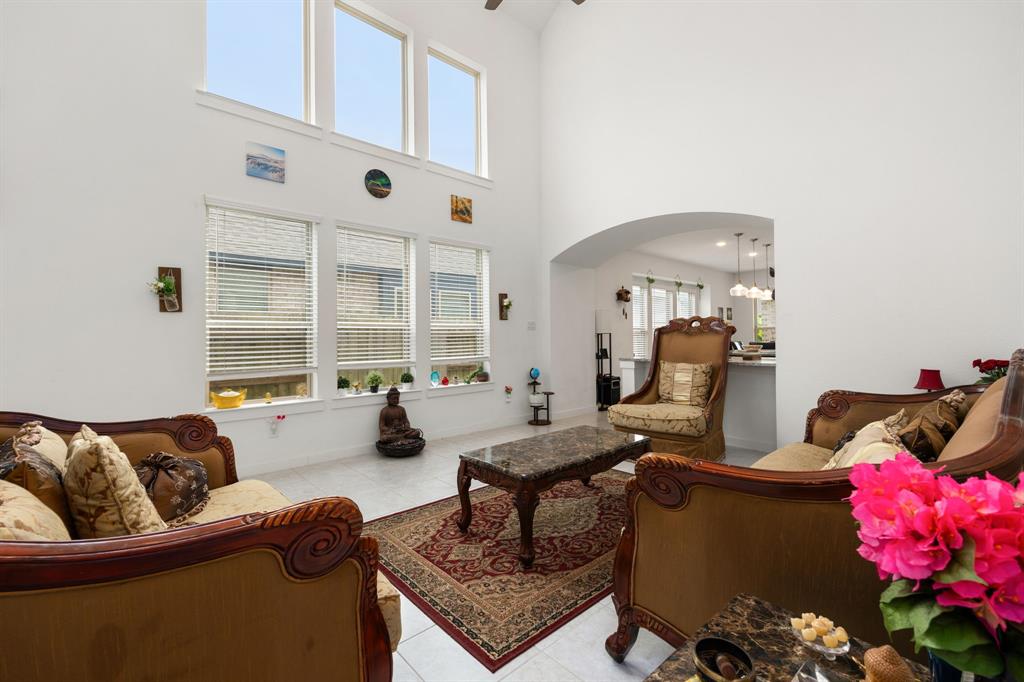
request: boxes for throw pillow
[64,425,167,538]
[0,422,74,531]
[896,390,966,462]
[0,479,71,541]
[821,410,908,470]
[658,361,713,407]
[832,430,858,455]
[134,453,209,524]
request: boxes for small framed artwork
[364,169,391,198]
[726,307,733,321]
[717,306,724,319]
[451,194,472,223]
[246,142,285,183]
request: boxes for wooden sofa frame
[0,413,392,682]
[605,349,1024,663]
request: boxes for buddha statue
[378,387,424,445]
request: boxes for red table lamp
[914,369,945,392]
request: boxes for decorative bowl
[692,637,756,682]
[210,389,246,409]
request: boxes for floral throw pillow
[64,425,167,538]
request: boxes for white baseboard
[725,434,775,453]
[239,407,573,478]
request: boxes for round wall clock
[364,169,392,198]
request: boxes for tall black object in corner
[595,333,620,411]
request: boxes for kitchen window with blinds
[429,241,490,382]
[205,204,317,404]
[631,276,701,359]
[336,226,415,390]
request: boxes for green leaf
[933,536,986,586]
[909,600,948,648]
[929,644,1004,678]
[917,612,991,653]
[880,579,916,604]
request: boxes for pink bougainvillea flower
[991,574,1024,624]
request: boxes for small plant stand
[528,391,554,426]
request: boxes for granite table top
[645,593,930,682]
[460,425,650,481]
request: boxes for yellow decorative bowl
[210,389,246,409]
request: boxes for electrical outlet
[527,320,536,331]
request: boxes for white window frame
[203,197,321,405]
[428,239,491,371]
[333,1,415,154]
[426,42,488,178]
[335,223,416,374]
[631,275,702,359]
[202,0,314,124]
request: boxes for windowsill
[203,398,325,423]
[426,381,495,398]
[328,131,421,168]
[424,161,494,189]
[331,388,423,408]
[195,90,323,140]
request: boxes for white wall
[593,251,737,375]
[0,0,542,475]
[541,0,1024,445]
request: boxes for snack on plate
[790,612,848,652]
[801,628,817,642]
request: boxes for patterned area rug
[366,469,631,672]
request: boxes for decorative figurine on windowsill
[375,387,425,457]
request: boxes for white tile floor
[260,412,766,682]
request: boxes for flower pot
[529,393,545,407]
[929,651,1007,682]
[161,294,180,312]
[475,371,490,383]
[337,388,348,397]
[401,383,412,391]
[370,385,379,393]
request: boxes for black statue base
[375,438,426,458]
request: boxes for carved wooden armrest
[803,386,985,446]
[0,412,239,484]
[633,453,855,506]
[0,497,370,590]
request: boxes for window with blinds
[429,242,490,375]
[632,277,701,359]
[631,284,648,358]
[336,226,414,369]
[205,205,317,402]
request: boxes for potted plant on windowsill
[337,376,351,396]
[467,365,490,383]
[400,372,414,391]
[366,371,384,394]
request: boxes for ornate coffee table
[456,425,650,567]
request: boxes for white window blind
[651,286,673,329]
[205,205,317,377]
[337,226,414,367]
[631,284,648,358]
[676,287,698,318]
[430,242,490,363]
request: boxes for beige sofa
[0,413,400,682]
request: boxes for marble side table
[644,593,929,681]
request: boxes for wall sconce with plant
[148,267,181,312]
[499,293,512,320]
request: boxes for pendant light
[728,233,749,297]
[760,242,774,301]
[745,238,762,299]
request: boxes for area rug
[365,469,631,672]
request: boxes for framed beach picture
[726,307,733,321]
[717,306,724,319]
[451,195,472,223]
[245,142,285,183]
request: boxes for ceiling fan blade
[571,0,586,4]
[485,0,503,9]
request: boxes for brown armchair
[608,316,736,460]
[605,349,1024,664]
[0,414,393,682]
